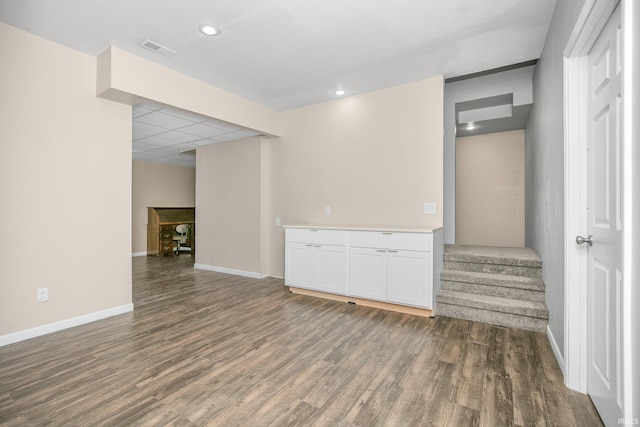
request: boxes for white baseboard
[194,263,267,279]
[132,251,147,257]
[0,303,134,347]
[547,324,565,377]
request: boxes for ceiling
[132,102,260,167]
[0,0,557,166]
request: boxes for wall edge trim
[547,323,566,377]
[194,263,267,279]
[0,303,134,347]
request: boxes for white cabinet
[349,231,433,308]
[285,242,316,289]
[285,229,347,295]
[349,247,387,300]
[314,245,347,294]
[285,226,442,312]
[386,250,431,307]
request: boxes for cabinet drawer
[160,225,174,239]
[349,231,432,251]
[285,228,347,246]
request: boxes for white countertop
[283,224,443,233]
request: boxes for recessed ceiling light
[466,122,476,130]
[199,24,220,36]
[333,89,346,96]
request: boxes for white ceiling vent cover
[139,39,176,57]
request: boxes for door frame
[563,0,638,419]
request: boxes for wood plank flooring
[0,255,603,426]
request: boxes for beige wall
[195,138,264,275]
[0,23,132,336]
[97,47,282,137]
[132,161,195,254]
[266,77,444,277]
[1,23,445,341]
[456,130,525,247]
[97,42,444,280]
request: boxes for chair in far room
[173,224,191,255]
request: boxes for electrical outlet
[275,217,281,226]
[325,206,331,215]
[37,288,48,303]
[424,202,437,215]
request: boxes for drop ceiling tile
[204,118,242,132]
[155,130,200,144]
[135,111,195,130]
[133,106,154,118]
[136,135,182,147]
[133,152,162,161]
[180,123,231,138]
[133,141,166,152]
[160,154,196,167]
[170,153,196,161]
[234,129,260,137]
[192,138,219,147]
[160,107,207,123]
[211,133,248,142]
[136,146,178,159]
[136,101,164,111]
[175,142,198,152]
[132,121,167,137]
[130,103,266,167]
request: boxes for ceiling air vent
[138,39,176,57]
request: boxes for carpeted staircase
[436,244,549,332]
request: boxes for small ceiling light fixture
[199,24,220,36]
[465,122,476,130]
[333,89,346,96]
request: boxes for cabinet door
[349,247,386,301]
[315,245,347,295]
[386,250,431,308]
[285,243,316,289]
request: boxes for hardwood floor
[1,255,603,426]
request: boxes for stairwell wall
[525,0,586,361]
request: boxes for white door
[583,3,623,422]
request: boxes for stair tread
[441,270,545,290]
[444,244,542,268]
[436,289,549,318]
[437,304,547,332]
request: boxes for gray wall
[525,0,585,359]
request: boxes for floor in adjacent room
[0,255,603,426]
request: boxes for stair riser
[436,294,548,318]
[441,272,545,292]
[441,280,545,302]
[437,303,547,333]
[444,261,542,278]
[443,254,542,269]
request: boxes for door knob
[576,235,593,246]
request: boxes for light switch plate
[325,206,331,215]
[275,217,281,226]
